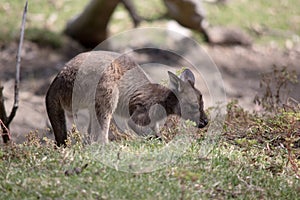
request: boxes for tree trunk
[164,0,210,41]
[64,0,120,48]
[121,0,142,27]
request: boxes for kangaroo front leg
[127,117,152,136]
[127,106,151,136]
[127,115,165,137]
[128,104,166,137]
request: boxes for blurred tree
[164,0,251,45]
[64,0,251,48]
[164,0,210,42]
[64,0,141,48]
[64,0,120,48]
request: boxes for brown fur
[46,51,208,146]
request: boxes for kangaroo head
[168,69,208,128]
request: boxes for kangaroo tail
[45,78,67,146]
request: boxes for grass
[1,79,299,199]
[205,0,300,46]
[0,0,88,46]
[0,109,299,199]
[1,0,299,47]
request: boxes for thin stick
[0,119,11,141]
[7,0,28,125]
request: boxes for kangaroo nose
[198,118,208,128]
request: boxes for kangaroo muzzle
[198,118,208,128]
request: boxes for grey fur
[46,51,208,146]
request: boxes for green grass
[205,0,300,46]
[0,132,299,199]
[1,96,299,199]
[0,0,88,44]
[2,68,298,199]
[1,0,299,47]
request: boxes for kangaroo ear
[179,69,195,87]
[168,71,183,92]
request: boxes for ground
[0,36,299,143]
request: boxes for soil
[0,39,299,143]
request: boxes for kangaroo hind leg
[88,87,119,144]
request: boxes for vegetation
[0,67,299,199]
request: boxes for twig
[0,119,11,141]
[7,0,28,126]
